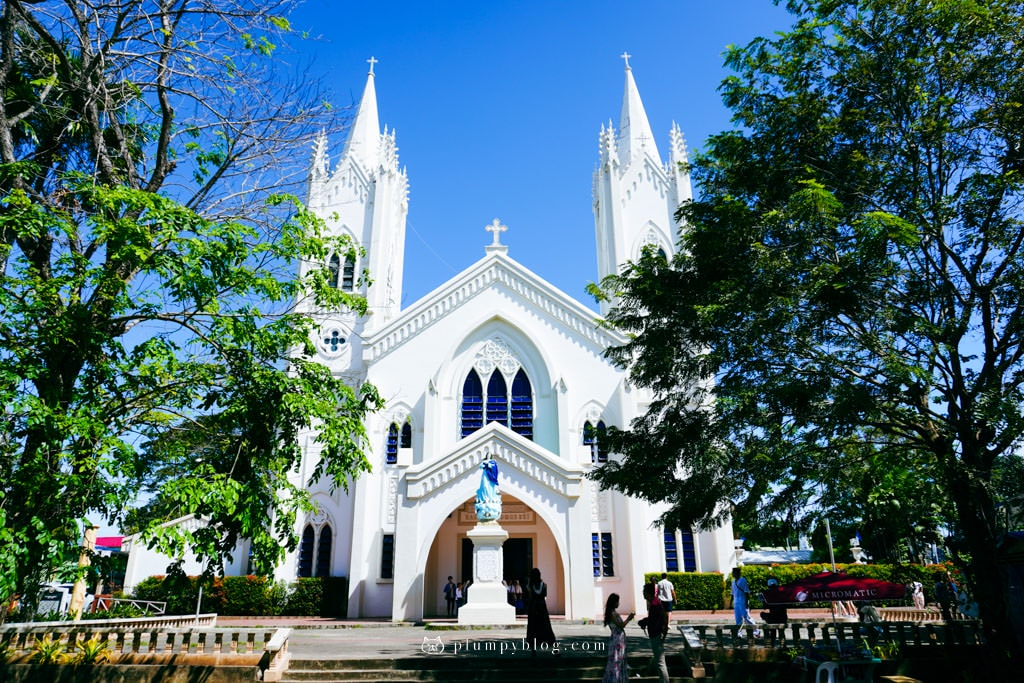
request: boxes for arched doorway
[423,493,565,618]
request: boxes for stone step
[281,674,692,683]
[280,655,694,683]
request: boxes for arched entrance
[423,493,565,618]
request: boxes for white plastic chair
[815,661,840,683]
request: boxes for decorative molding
[317,324,351,360]
[475,546,501,582]
[474,337,520,377]
[617,154,670,198]
[385,472,399,527]
[362,258,624,362]
[309,507,329,527]
[583,404,603,423]
[390,405,411,426]
[459,502,534,525]
[404,425,584,500]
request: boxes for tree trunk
[947,455,1013,658]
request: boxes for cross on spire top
[367,56,378,75]
[485,218,508,246]
[620,51,632,70]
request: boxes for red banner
[762,571,907,605]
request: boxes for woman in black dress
[525,567,557,652]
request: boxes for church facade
[289,60,736,621]
[122,60,737,620]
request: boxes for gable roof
[404,421,586,500]
[362,251,626,363]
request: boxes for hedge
[644,563,953,611]
[132,575,348,617]
[644,571,726,610]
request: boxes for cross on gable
[485,218,508,246]
[367,56,378,75]
[620,51,632,69]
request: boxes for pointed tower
[593,55,692,315]
[301,59,409,379]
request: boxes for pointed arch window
[315,525,333,577]
[328,255,341,288]
[341,254,356,291]
[298,519,335,577]
[486,371,508,427]
[297,524,315,578]
[385,423,400,465]
[510,369,533,439]
[386,420,413,464]
[461,370,484,438]
[460,368,534,440]
[583,420,607,463]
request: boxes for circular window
[318,326,350,357]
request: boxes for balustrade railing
[678,619,984,658]
[93,596,167,615]
[0,623,291,681]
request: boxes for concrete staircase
[280,654,694,682]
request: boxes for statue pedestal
[458,522,516,625]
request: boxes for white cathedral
[123,60,736,620]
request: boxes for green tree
[592,0,1024,654]
[0,0,377,619]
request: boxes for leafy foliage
[594,0,1024,650]
[644,571,728,610]
[130,573,346,616]
[28,635,67,664]
[73,636,111,666]
[0,0,374,618]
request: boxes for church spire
[593,56,691,315]
[342,57,381,165]
[617,53,660,166]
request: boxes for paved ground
[216,609,836,660]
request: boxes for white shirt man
[656,573,676,617]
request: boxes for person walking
[730,567,760,636]
[601,593,634,682]
[443,576,457,617]
[525,568,557,653]
[642,598,670,683]
[656,573,676,624]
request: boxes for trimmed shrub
[644,572,726,610]
[285,578,323,616]
[221,576,279,616]
[132,574,347,616]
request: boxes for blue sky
[285,1,795,309]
